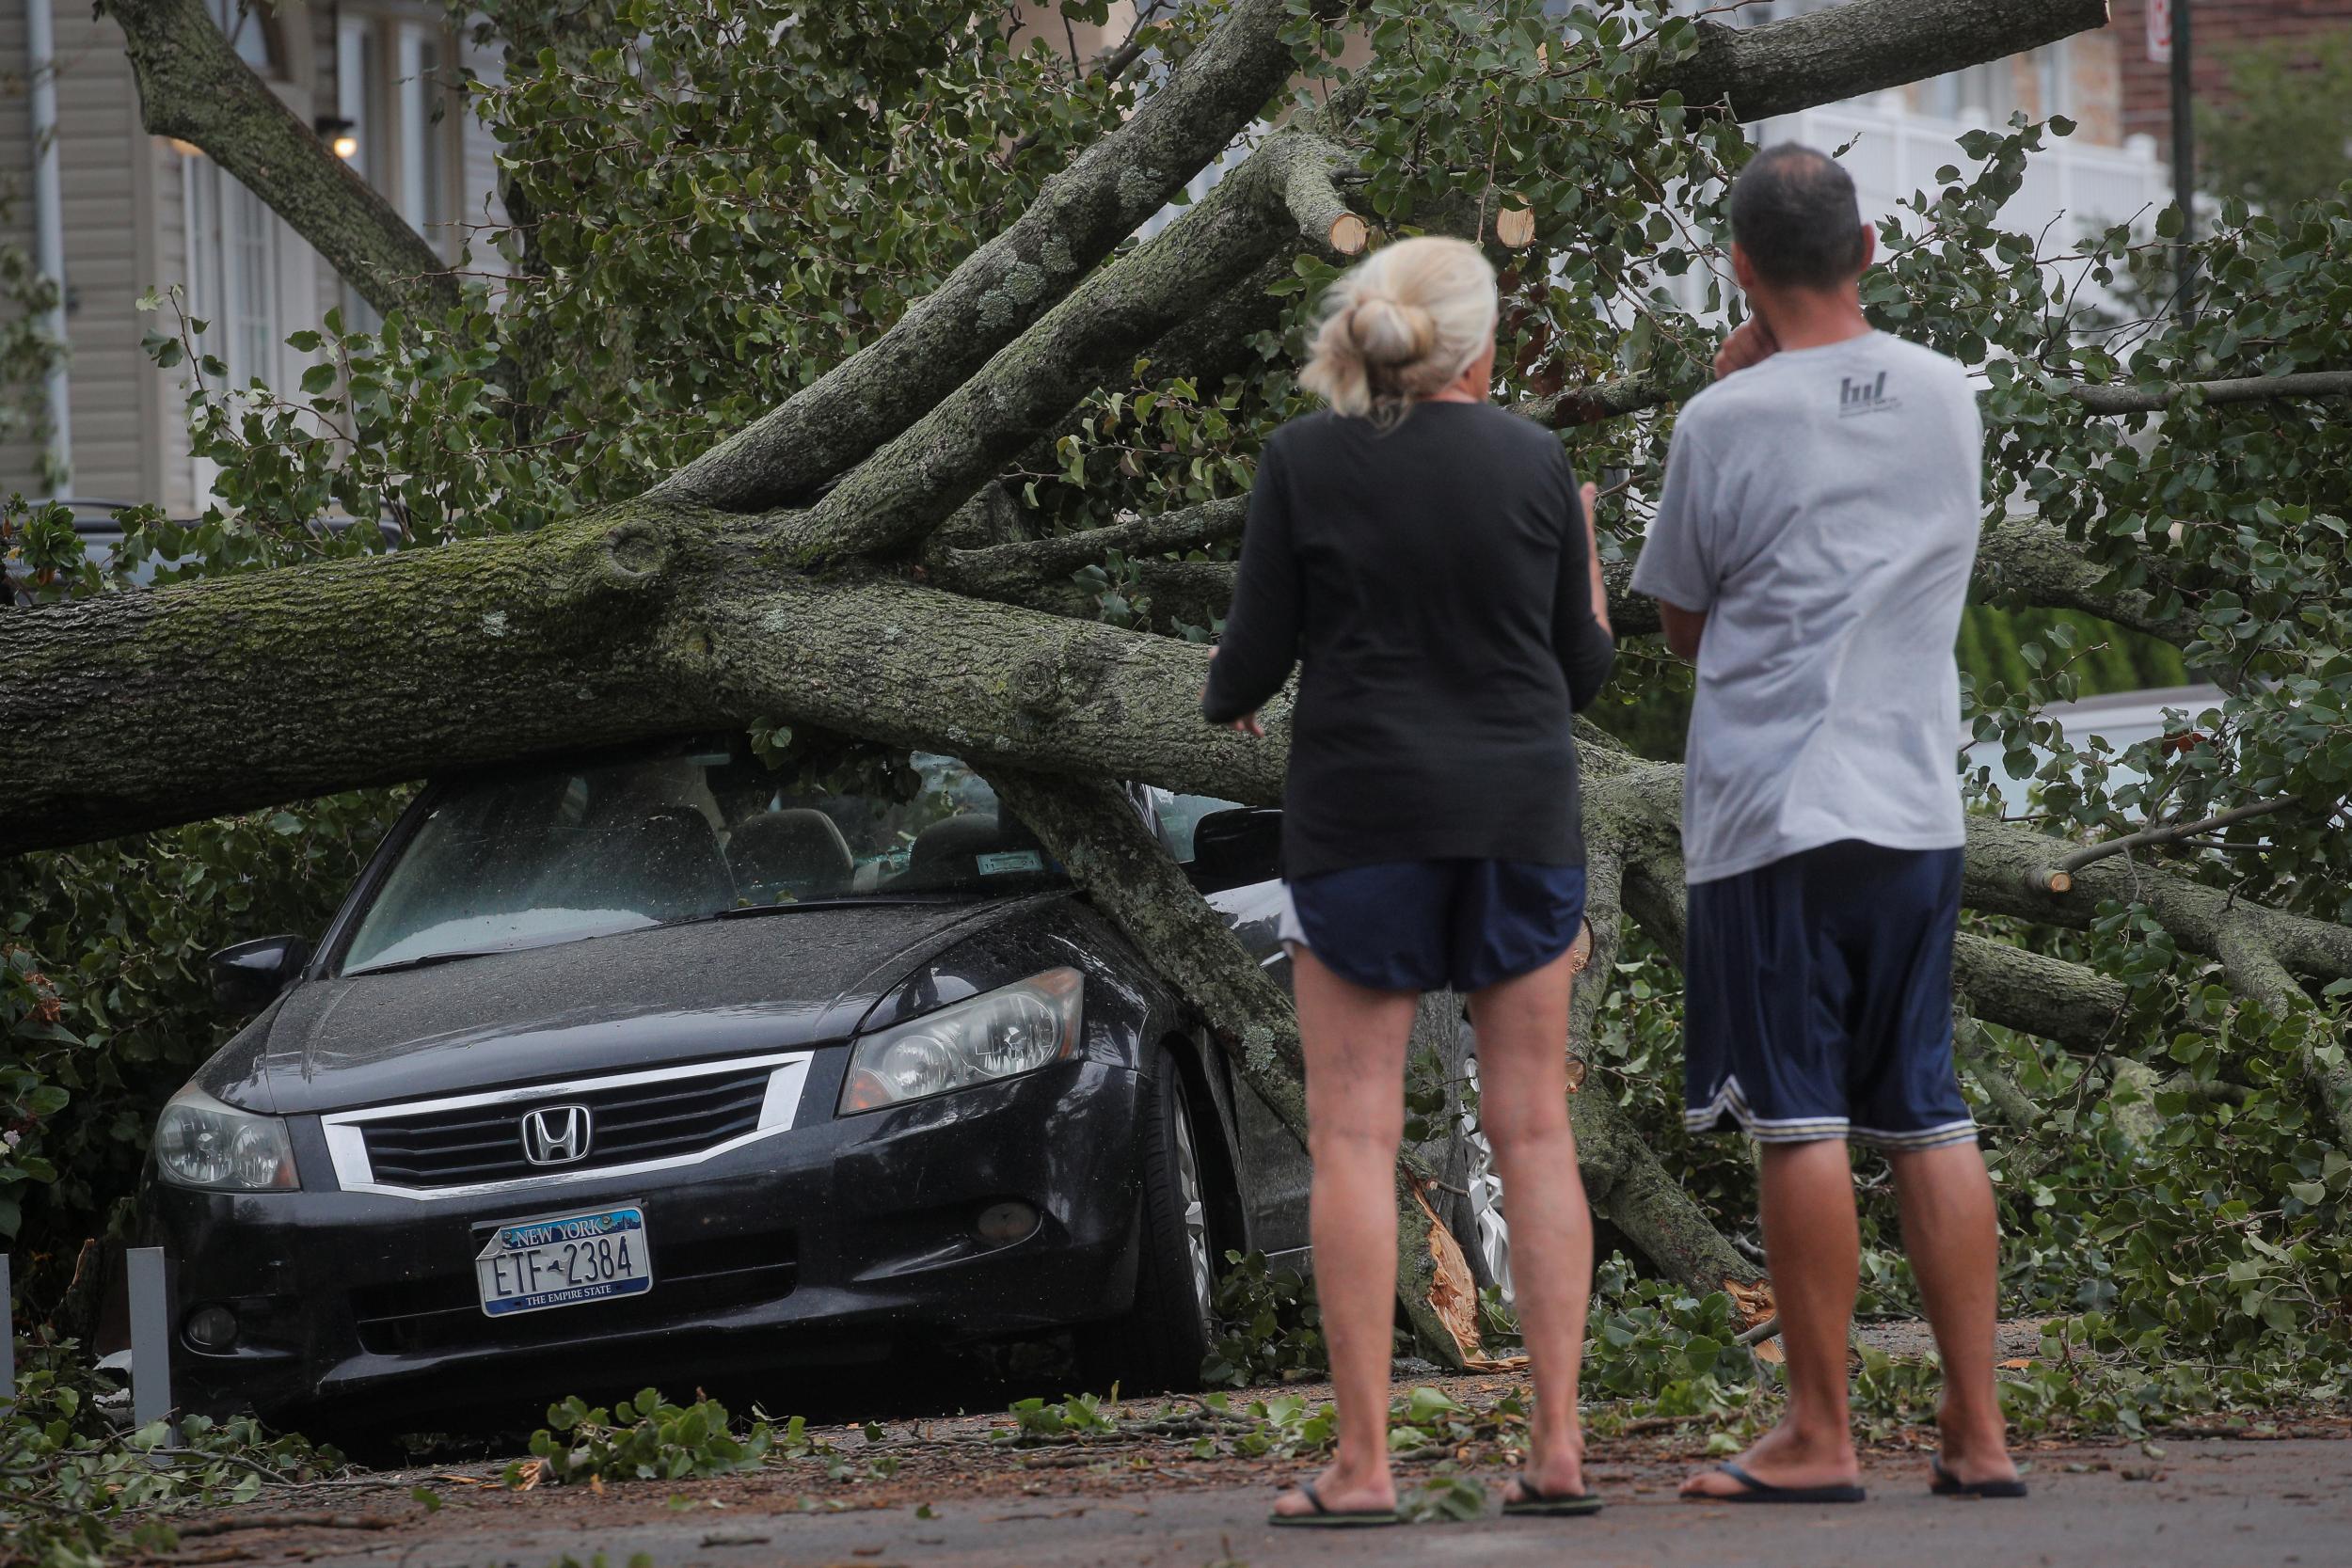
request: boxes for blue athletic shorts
[1682,840,1977,1151]
[1279,859,1587,994]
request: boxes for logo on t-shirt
[1837,371,1902,418]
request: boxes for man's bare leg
[1268,948,1419,1519]
[1886,1142,2018,1487]
[1681,1138,1863,1497]
[1468,949,1593,1501]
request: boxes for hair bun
[1347,296,1436,367]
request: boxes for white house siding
[0,4,163,505]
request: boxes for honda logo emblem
[520,1104,592,1165]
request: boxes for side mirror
[211,935,310,1018]
[1187,807,1282,895]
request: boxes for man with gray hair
[1633,144,2024,1503]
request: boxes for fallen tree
[10,0,2352,1366]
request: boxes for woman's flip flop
[1689,1459,1867,1504]
[1266,1478,1402,1528]
[1502,1476,1604,1517]
[1931,1455,2029,1498]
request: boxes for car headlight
[840,968,1083,1114]
[154,1085,299,1191]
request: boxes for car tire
[1077,1055,1218,1396]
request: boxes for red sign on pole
[2148,0,2173,65]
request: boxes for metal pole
[126,1245,173,1431]
[23,0,72,487]
[2170,0,2197,317]
[1,1254,15,1414]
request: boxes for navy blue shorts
[1682,840,1977,1151]
[1279,859,1587,994]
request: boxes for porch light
[315,114,359,160]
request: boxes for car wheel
[1457,1056,1514,1308]
[1077,1055,1218,1395]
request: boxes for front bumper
[145,1059,1143,1431]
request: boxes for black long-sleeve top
[1201,403,1615,880]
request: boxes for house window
[337,20,386,190]
[211,0,280,74]
[396,24,449,237]
[1930,59,2017,125]
[336,11,463,259]
[2035,40,2072,122]
[187,0,292,394]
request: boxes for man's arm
[1659,601,1708,661]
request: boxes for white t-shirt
[1629,330,1981,884]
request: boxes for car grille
[359,1067,775,1190]
[351,1227,798,1358]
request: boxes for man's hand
[1713,317,1778,380]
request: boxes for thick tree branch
[1959,811,2352,983]
[1275,140,1369,256]
[1968,512,2192,647]
[0,517,1286,855]
[649,0,1314,515]
[2067,369,2352,416]
[930,498,1249,603]
[1952,933,2127,1052]
[940,507,2188,660]
[1515,366,1701,432]
[101,0,454,320]
[783,131,1358,563]
[2214,926,2352,1152]
[1654,0,2112,122]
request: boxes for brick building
[2111,0,2352,152]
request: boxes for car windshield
[340,741,1063,974]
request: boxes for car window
[340,741,1063,974]
[1150,790,1242,863]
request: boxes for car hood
[202,898,1039,1116]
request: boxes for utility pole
[2169,0,2197,318]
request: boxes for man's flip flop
[1690,1460,1867,1504]
[1931,1456,2028,1498]
[1502,1476,1604,1517]
[1266,1479,1401,1528]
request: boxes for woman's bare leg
[1269,947,1419,1518]
[1468,949,1594,1498]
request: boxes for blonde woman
[1202,235,1616,1526]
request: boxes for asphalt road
[235,1435,2348,1568]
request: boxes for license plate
[475,1204,653,1318]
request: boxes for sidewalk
[203,1433,2349,1568]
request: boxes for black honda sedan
[141,736,1334,1439]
